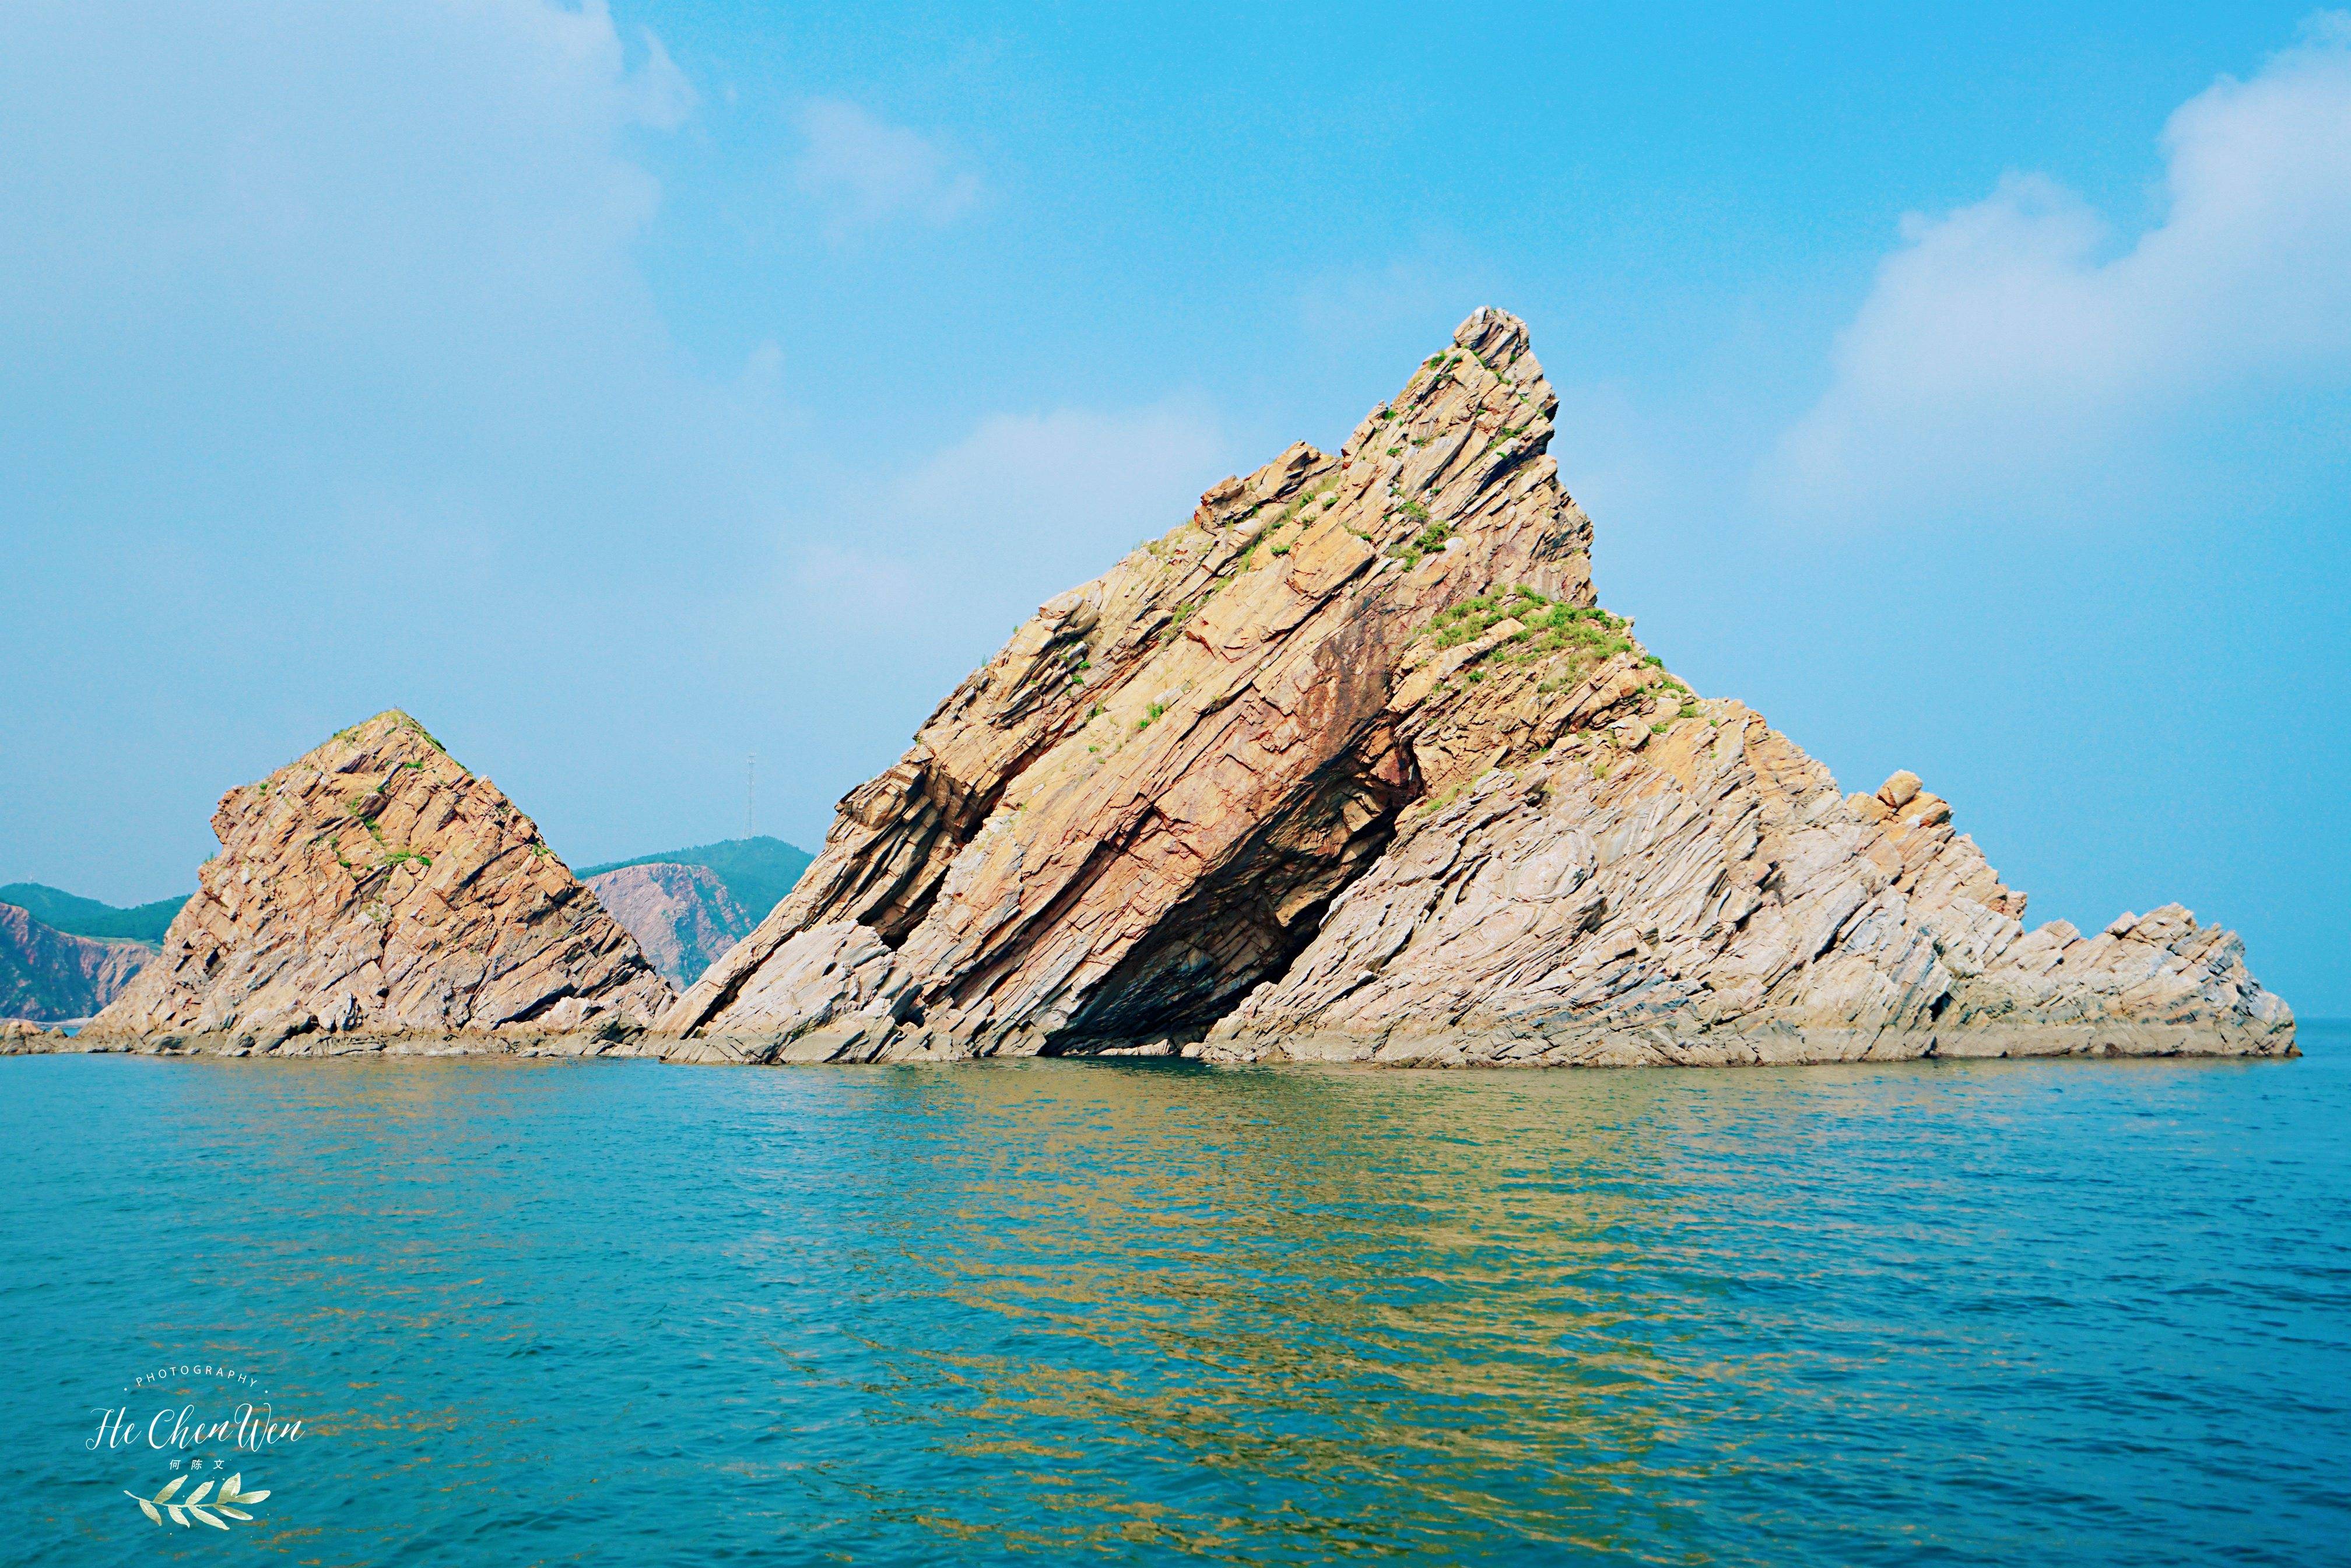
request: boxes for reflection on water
[7,1037,2349,1565]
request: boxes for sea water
[6,1029,2348,1565]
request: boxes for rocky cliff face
[584,862,752,987]
[658,308,2293,1067]
[0,903,151,1023]
[1205,729,2289,1065]
[83,711,672,1048]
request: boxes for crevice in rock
[500,985,579,1027]
[853,727,1090,950]
[1042,722,1422,1053]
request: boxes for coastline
[2,1019,2300,1067]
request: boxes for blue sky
[3,1,2345,1013]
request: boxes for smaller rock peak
[334,709,452,760]
[91,706,673,1044]
[1454,307,1529,360]
[260,711,464,796]
[337,708,417,742]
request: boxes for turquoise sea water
[7,1032,2348,1565]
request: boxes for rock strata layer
[81,710,672,1050]
[654,308,2297,1067]
[1203,720,2289,1065]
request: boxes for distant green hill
[0,883,187,945]
[578,836,814,925]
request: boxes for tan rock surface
[664,309,1595,1058]
[82,710,672,1050]
[1,1018,68,1051]
[656,307,2295,1066]
[1203,718,2290,1065]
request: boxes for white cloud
[1766,13,2351,517]
[769,400,1228,659]
[791,99,980,237]
[0,1,841,882]
[0,1,692,328]
[893,402,1229,565]
[731,400,1227,797]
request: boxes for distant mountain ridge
[583,864,752,987]
[578,837,812,927]
[0,883,187,944]
[1,902,152,1022]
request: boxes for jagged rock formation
[658,308,2292,1066]
[1,1018,68,1050]
[1205,728,2290,1064]
[0,903,152,1023]
[584,862,752,987]
[81,711,672,1050]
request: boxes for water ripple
[6,1033,2349,1565]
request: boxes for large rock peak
[657,310,2291,1067]
[86,709,673,1046]
[662,309,1609,1055]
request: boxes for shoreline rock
[0,1020,2295,1066]
[3,1025,651,1060]
[1196,708,2293,1067]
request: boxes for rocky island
[660,310,2293,1066]
[49,710,673,1054]
[7,311,2293,1067]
